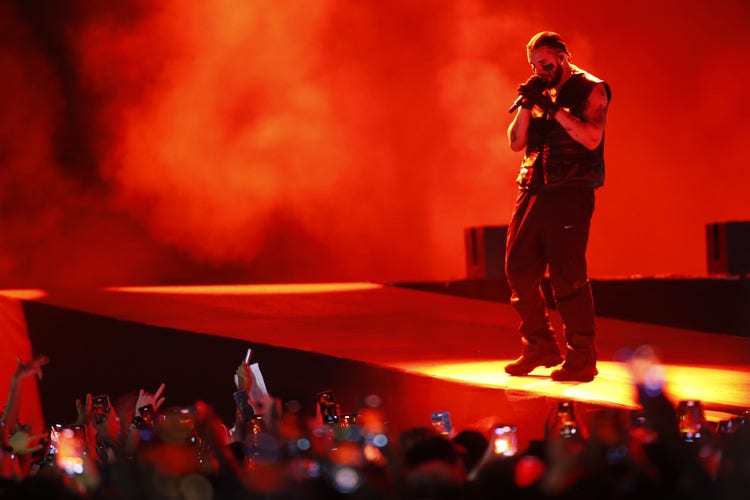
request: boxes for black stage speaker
[464,225,507,279]
[706,221,750,276]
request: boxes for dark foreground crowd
[1,347,748,499]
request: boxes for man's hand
[7,429,46,455]
[75,393,93,425]
[235,362,255,392]
[518,74,546,93]
[519,87,559,115]
[13,355,49,381]
[135,383,166,416]
[73,394,102,458]
[94,401,121,448]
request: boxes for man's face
[528,47,564,89]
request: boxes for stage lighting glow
[0,289,48,300]
[395,360,750,411]
[102,282,383,295]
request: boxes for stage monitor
[464,225,507,279]
[706,221,750,276]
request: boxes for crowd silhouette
[1,346,748,499]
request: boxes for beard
[544,64,564,89]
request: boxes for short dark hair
[527,31,569,55]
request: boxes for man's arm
[1,356,48,435]
[553,82,609,150]
[507,107,531,152]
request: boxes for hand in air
[235,362,256,392]
[13,355,49,381]
[75,393,94,425]
[135,383,166,416]
[8,429,46,455]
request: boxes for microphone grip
[509,75,545,113]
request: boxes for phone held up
[317,390,341,426]
[92,394,110,424]
[46,423,65,457]
[492,424,519,456]
[431,411,453,437]
[56,428,86,476]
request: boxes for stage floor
[6,282,748,423]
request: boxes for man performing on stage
[504,31,611,382]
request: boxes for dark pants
[504,187,596,356]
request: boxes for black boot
[551,285,598,382]
[550,348,598,382]
[505,337,563,376]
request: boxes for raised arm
[553,82,609,150]
[1,355,48,435]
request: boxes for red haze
[1,0,749,287]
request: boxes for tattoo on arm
[592,102,608,126]
[586,85,609,126]
[556,83,609,149]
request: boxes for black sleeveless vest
[516,70,610,190]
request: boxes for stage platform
[2,283,749,449]
[397,276,750,337]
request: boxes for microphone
[508,75,546,113]
[508,95,526,114]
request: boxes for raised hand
[235,362,255,392]
[93,399,121,447]
[13,355,49,381]
[71,394,101,460]
[75,393,94,425]
[135,383,166,416]
[7,429,46,455]
[3,355,50,436]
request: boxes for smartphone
[56,428,85,476]
[92,394,110,424]
[430,411,453,436]
[138,404,157,427]
[554,401,578,439]
[677,400,705,442]
[48,423,64,456]
[316,390,340,425]
[493,425,519,456]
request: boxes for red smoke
[1,0,749,287]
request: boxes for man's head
[526,31,570,89]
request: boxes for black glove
[518,86,559,115]
[518,74,547,93]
